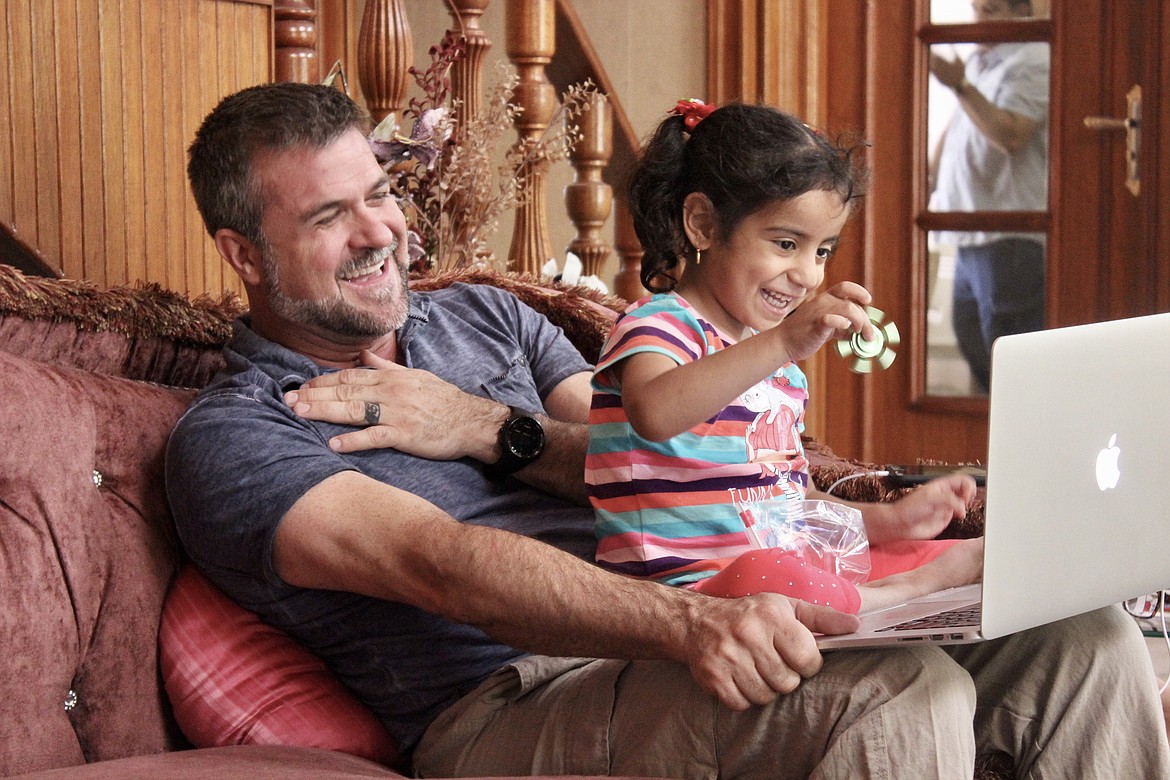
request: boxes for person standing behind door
[928,0,1049,393]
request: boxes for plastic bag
[729,491,871,584]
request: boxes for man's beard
[261,243,410,339]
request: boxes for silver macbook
[818,311,1170,650]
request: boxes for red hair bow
[672,98,716,130]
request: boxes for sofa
[0,263,996,778]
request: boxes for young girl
[585,100,982,614]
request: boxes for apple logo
[1095,434,1121,491]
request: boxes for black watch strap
[485,407,545,479]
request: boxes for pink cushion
[160,565,401,769]
[0,350,194,775]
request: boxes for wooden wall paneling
[244,3,269,87]
[761,0,814,117]
[200,0,224,295]
[53,0,84,282]
[229,0,271,299]
[234,4,253,98]
[100,0,129,288]
[191,2,211,293]
[230,0,261,294]
[705,0,737,103]
[216,2,241,293]
[162,2,189,294]
[77,0,105,281]
[227,3,252,293]
[1,0,271,295]
[706,0,755,104]
[734,1,759,102]
[248,2,271,297]
[123,0,147,290]
[32,0,62,271]
[181,1,206,296]
[0,0,12,234]
[9,1,40,263]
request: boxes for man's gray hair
[187,82,369,243]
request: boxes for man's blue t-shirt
[165,283,595,751]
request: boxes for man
[167,82,1169,778]
[929,0,1049,393]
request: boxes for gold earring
[695,248,702,266]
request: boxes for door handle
[1084,85,1141,197]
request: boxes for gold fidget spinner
[835,306,899,373]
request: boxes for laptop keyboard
[876,604,982,632]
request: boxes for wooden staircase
[0,0,646,302]
[334,0,645,301]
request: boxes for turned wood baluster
[446,0,492,124]
[612,200,646,302]
[441,1,492,269]
[565,94,612,279]
[275,0,319,83]
[505,0,557,275]
[357,0,413,124]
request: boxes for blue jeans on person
[952,238,1046,393]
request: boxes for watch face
[505,415,545,459]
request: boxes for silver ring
[363,401,381,427]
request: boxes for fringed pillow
[0,265,242,387]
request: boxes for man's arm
[283,358,593,505]
[953,81,1042,154]
[273,470,860,711]
[929,52,1043,154]
[510,370,592,504]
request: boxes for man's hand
[681,593,859,710]
[929,52,966,91]
[284,350,502,460]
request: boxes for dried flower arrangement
[364,32,601,274]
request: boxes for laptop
[817,311,1170,650]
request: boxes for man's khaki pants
[414,606,1170,779]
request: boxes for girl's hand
[872,472,978,543]
[775,281,875,363]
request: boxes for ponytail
[627,114,693,292]
[626,103,868,294]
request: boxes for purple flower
[369,108,450,171]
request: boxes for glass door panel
[918,3,1051,398]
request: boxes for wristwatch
[486,406,545,478]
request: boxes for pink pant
[689,539,962,614]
